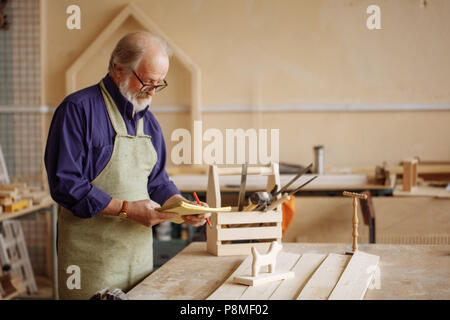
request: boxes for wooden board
[234,271,295,287]
[208,250,379,300]
[0,200,54,222]
[207,255,252,300]
[394,185,450,198]
[269,253,326,300]
[208,252,299,300]
[237,253,299,300]
[217,211,282,225]
[329,251,380,300]
[296,253,350,300]
[3,199,30,213]
[217,226,281,241]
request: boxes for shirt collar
[102,74,149,120]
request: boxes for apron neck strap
[99,80,146,137]
[99,80,128,135]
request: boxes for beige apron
[57,80,158,299]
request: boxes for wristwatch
[119,200,128,219]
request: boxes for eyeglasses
[131,70,168,93]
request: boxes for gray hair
[108,32,169,75]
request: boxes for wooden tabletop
[127,242,450,300]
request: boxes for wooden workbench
[127,242,450,300]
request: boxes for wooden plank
[0,190,17,197]
[0,184,26,190]
[296,253,350,300]
[207,255,252,300]
[0,197,12,205]
[217,211,282,225]
[234,271,295,287]
[3,200,30,213]
[238,252,299,300]
[218,227,281,241]
[394,185,450,198]
[270,253,326,300]
[329,251,380,300]
[327,164,450,175]
[403,161,414,191]
[0,200,54,222]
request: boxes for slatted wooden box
[206,163,283,256]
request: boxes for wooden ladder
[0,220,37,294]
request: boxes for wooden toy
[251,241,282,277]
[233,241,295,286]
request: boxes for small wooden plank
[234,271,295,287]
[270,253,326,300]
[0,199,54,222]
[3,200,30,213]
[0,184,26,190]
[217,211,282,225]
[0,197,12,205]
[0,190,17,197]
[218,227,281,241]
[296,253,350,300]
[237,252,300,300]
[328,251,380,300]
[207,255,252,300]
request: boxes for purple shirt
[44,74,180,218]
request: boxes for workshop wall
[0,0,43,184]
[42,0,450,167]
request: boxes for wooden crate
[206,163,283,256]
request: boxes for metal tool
[244,184,278,211]
[266,175,318,211]
[244,164,316,212]
[237,163,248,211]
[273,163,313,197]
[244,163,317,211]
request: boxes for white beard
[119,77,153,113]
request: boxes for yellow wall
[42,0,450,167]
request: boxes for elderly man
[44,32,209,299]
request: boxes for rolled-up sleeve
[147,116,180,205]
[44,101,112,218]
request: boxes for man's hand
[127,199,178,227]
[182,201,211,227]
[164,194,211,227]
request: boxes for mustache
[136,91,151,98]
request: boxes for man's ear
[113,64,123,81]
